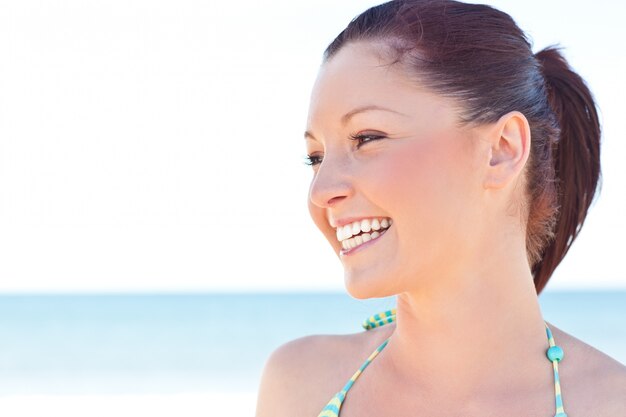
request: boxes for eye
[304,154,323,166]
[348,133,385,148]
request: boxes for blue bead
[547,345,564,362]
[554,413,568,417]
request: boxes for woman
[256,1,626,416]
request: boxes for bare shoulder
[548,322,626,416]
[255,324,395,417]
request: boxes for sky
[0,0,624,293]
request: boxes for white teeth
[335,217,392,252]
[339,229,385,252]
[338,219,387,241]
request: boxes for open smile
[336,217,392,256]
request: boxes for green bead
[547,345,564,362]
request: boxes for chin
[344,270,398,300]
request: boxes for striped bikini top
[317,308,568,417]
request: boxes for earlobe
[484,111,531,190]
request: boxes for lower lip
[339,227,390,257]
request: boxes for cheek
[367,138,457,206]
[364,135,472,239]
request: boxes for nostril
[327,195,347,206]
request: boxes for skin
[255,41,626,417]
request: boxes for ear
[483,111,531,190]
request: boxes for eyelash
[348,133,385,148]
[304,133,385,167]
[303,155,323,166]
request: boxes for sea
[0,290,624,416]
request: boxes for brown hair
[323,0,602,294]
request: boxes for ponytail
[531,45,602,294]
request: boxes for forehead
[307,41,457,131]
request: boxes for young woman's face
[305,41,486,298]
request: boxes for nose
[308,153,353,208]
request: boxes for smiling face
[305,41,490,299]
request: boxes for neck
[382,240,553,405]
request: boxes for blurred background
[0,0,624,416]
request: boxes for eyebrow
[304,105,408,141]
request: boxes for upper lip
[330,216,391,228]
